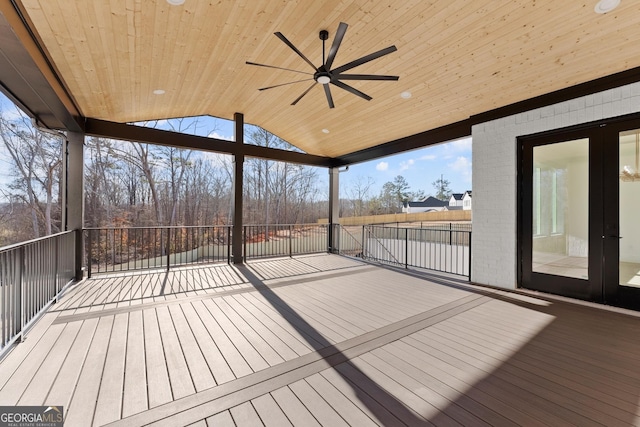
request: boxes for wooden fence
[318,210,472,226]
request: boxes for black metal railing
[85,226,231,277]
[84,222,472,280]
[0,230,77,352]
[361,225,471,278]
[243,224,328,260]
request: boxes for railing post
[227,226,231,264]
[243,226,247,262]
[289,225,293,258]
[166,228,171,271]
[87,230,92,279]
[361,225,366,258]
[449,222,453,245]
[405,228,408,269]
[468,231,472,281]
[54,237,59,303]
[17,246,25,343]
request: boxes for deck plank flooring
[1,254,640,426]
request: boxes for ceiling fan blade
[331,80,372,101]
[335,74,399,81]
[259,79,314,91]
[274,32,318,71]
[323,84,335,109]
[291,82,316,105]
[331,45,397,74]
[246,61,313,76]
[324,22,348,70]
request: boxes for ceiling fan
[246,22,399,109]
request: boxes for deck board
[1,254,640,426]
[229,401,263,426]
[143,308,173,408]
[270,386,321,427]
[93,313,128,426]
[122,310,148,418]
[190,300,253,379]
[168,304,216,392]
[16,320,82,406]
[288,379,349,427]
[205,410,235,427]
[64,316,113,426]
[251,393,293,427]
[155,305,196,400]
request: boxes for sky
[340,137,472,198]
[0,90,471,202]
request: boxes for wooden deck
[1,253,640,426]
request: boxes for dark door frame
[517,112,640,307]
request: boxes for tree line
[0,104,326,246]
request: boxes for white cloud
[448,137,472,152]
[420,154,437,161]
[399,159,415,171]
[202,151,232,166]
[208,131,234,141]
[376,161,389,171]
[448,156,472,182]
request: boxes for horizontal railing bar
[0,230,76,253]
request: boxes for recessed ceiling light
[322,128,330,134]
[594,0,620,13]
[401,91,412,99]
[153,89,165,95]
[166,0,185,5]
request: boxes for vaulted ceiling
[2,0,640,159]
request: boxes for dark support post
[328,167,340,253]
[65,131,85,280]
[232,113,245,264]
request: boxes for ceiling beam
[84,118,335,168]
[0,1,82,132]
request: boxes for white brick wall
[472,82,640,288]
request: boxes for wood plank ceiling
[13,0,640,157]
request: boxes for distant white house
[449,193,464,207]
[402,191,472,213]
[462,190,472,210]
[402,196,448,213]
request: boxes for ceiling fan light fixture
[247,22,398,109]
[594,0,620,13]
[166,0,185,5]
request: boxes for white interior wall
[471,82,640,289]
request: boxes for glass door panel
[532,139,589,279]
[619,129,640,288]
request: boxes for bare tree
[0,106,62,237]
[346,176,375,217]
